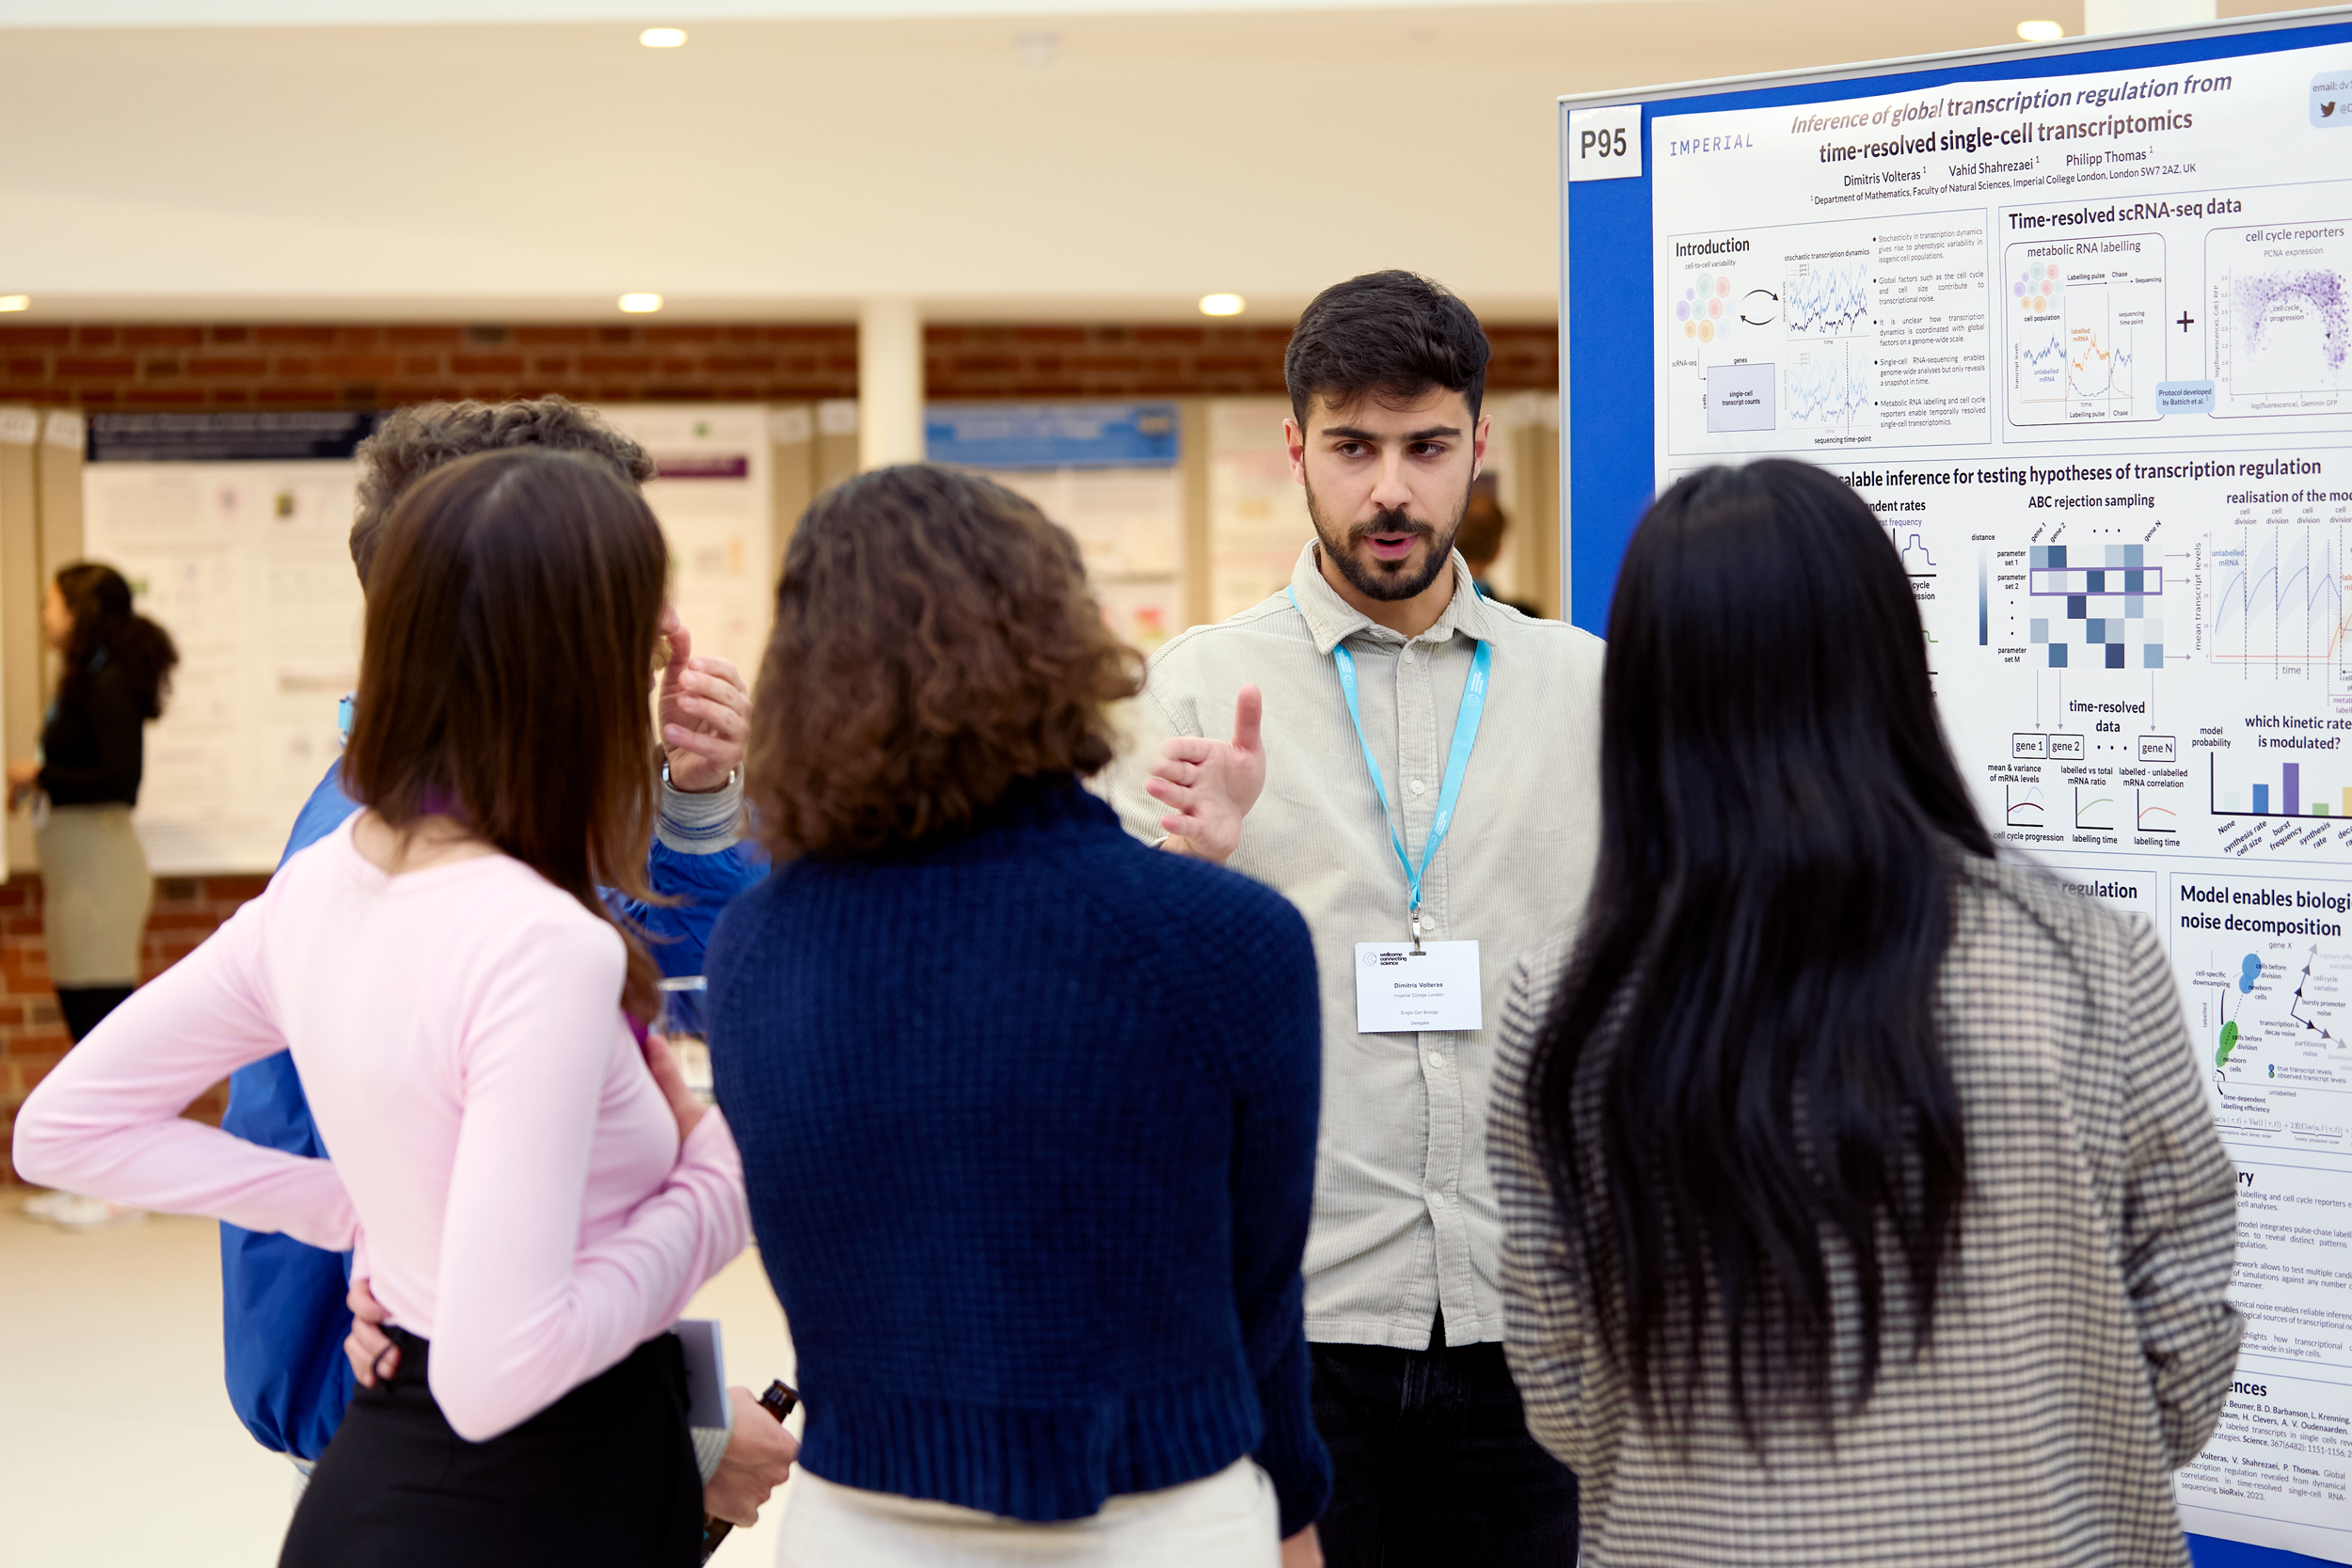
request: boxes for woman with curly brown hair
[706,464,1332,1566]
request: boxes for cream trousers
[774,1457,1279,1568]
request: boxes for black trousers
[1311,1316,1580,1568]
[56,983,134,1043]
[279,1327,703,1568]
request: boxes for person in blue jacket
[215,400,771,1489]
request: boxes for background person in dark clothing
[8,562,178,1039]
[10,562,179,1228]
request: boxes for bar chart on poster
[1562,12,2352,1563]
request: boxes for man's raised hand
[1143,686,1264,865]
[657,611,752,794]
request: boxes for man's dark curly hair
[1283,269,1491,430]
[748,464,1142,860]
[349,396,657,588]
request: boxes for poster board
[1562,11,2352,1562]
[928,403,1186,653]
[82,459,363,875]
[1206,399,1314,624]
[595,404,776,683]
[80,406,775,875]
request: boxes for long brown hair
[55,562,179,720]
[342,448,670,1023]
[747,464,1140,860]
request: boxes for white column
[857,299,925,471]
[2082,0,2216,33]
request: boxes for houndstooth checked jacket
[1488,854,2243,1567]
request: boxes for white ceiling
[0,0,1683,21]
[0,1,2307,323]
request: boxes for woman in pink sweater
[12,448,752,1567]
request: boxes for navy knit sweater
[706,776,1332,1535]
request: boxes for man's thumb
[1232,685,1264,753]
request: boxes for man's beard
[1305,478,1468,603]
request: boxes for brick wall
[0,873,266,1188]
[0,320,1558,410]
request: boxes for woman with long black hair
[1487,459,2242,1567]
[8,562,178,1045]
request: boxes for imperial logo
[1664,133,1756,156]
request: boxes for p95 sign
[1566,104,1643,181]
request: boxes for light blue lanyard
[1290,587,1492,921]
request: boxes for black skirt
[279,1327,703,1568]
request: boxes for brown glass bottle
[698,1380,800,1562]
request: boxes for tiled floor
[0,1200,803,1568]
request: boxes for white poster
[82,462,363,875]
[1208,399,1314,624]
[985,466,1184,652]
[1646,38,2352,1559]
[596,405,775,683]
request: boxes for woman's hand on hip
[344,1276,400,1388]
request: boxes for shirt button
[1410,778,1427,794]
[1426,1051,1444,1069]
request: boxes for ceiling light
[618,293,664,313]
[2017,20,2065,41]
[0,295,26,313]
[639,27,687,48]
[1199,293,1246,317]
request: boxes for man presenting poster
[1104,272,1604,1567]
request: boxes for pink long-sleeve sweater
[11,817,749,1442]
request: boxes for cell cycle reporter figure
[13,448,753,1568]
[1487,459,2244,1568]
[705,464,1331,1567]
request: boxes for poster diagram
[1632,29,2352,1560]
[1665,212,1988,455]
[2006,235,2165,426]
[1787,341,1875,431]
[2206,521,2352,671]
[2211,221,2352,417]
[1785,254,1872,338]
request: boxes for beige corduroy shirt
[1103,540,1605,1350]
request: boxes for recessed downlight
[640,27,687,48]
[1199,293,1247,317]
[618,293,665,313]
[2017,20,2065,41]
[0,295,27,313]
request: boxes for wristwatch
[661,759,740,793]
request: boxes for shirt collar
[1285,539,1498,656]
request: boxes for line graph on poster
[2006,234,2165,427]
[2206,517,2352,670]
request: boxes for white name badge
[1355,941,1483,1034]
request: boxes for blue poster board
[1561,11,2352,1564]
[926,402,1179,469]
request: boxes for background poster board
[1207,398,1313,624]
[929,402,1186,652]
[82,459,362,876]
[1563,12,2352,1563]
[80,406,776,875]
[596,404,776,684]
